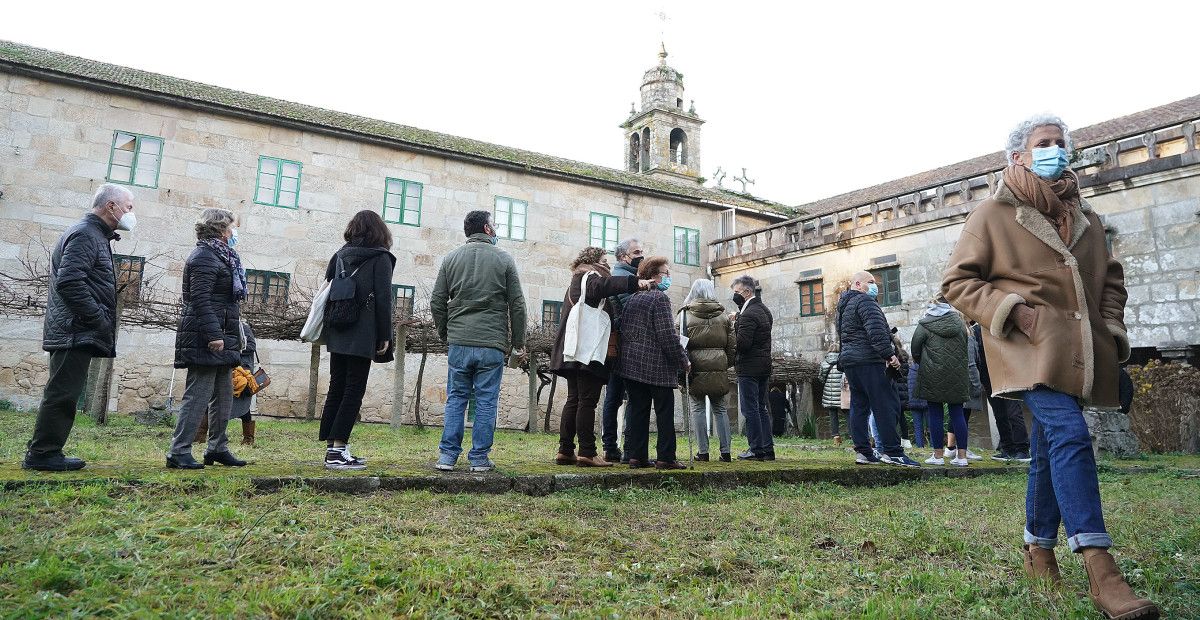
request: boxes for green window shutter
[245,270,291,305]
[542,300,563,327]
[384,178,422,226]
[106,131,163,188]
[494,197,528,241]
[799,280,825,317]
[392,284,415,318]
[590,213,619,253]
[673,227,700,266]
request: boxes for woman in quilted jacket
[680,279,736,462]
[818,343,845,439]
[911,296,972,466]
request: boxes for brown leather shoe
[655,460,688,470]
[1082,548,1160,620]
[554,452,576,466]
[576,455,614,468]
[1022,544,1062,584]
[241,420,256,446]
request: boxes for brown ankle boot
[241,420,256,446]
[1082,548,1160,620]
[192,416,209,444]
[1022,544,1062,584]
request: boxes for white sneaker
[950,457,969,467]
[965,449,983,461]
[901,439,913,449]
[924,454,945,466]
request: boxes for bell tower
[621,44,704,183]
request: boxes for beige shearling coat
[941,178,1129,407]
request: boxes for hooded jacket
[911,311,970,404]
[681,299,736,396]
[322,245,397,362]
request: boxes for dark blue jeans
[1022,388,1111,552]
[910,406,928,448]
[601,372,626,455]
[927,402,967,451]
[844,364,903,457]
[738,376,772,454]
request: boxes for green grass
[0,410,1197,618]
[2,411,1194,484]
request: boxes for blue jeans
[601,372,626,455]
[911,406,928,448]
[868,413,881,448]
[738,376,772,454]
[438,345,505,466]
[927,402,967,451]
[844,364,903,457]
[1022,388,1111,552]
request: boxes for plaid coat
[617,290,687,387]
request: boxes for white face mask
[116,211,137,231]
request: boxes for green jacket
[911,311,970,404]
[681,299,736,396]
[431,234,527,353]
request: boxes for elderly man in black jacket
[836,271,920,467]
[23,184,136,471]
[730,275,775,460]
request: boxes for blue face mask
[866,282,879,298]
[1030,146,1069,180]
[488,235,498,245]
[656,275,672,292]
[228,228,239,248]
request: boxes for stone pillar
[1082,407,1140,458]
[390,323,408,429]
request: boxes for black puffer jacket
[42,214,119,357]
[734,297,773,377]
[323,245,397,362]
[836,290,894,368]
[174,243,243,368]
[911,311,970,404]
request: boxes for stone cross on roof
[733,168,756,194]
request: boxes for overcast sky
[4,1,1196,206]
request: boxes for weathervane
[733,168,756,194]
[713,167,727,188]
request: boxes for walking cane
[679,309,694,468]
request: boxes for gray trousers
[170,365,232,456]
[690,393,731,456]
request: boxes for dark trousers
[558,371,606,457]
[623,378,676,463]
[844,363,903,457]
[984,377,1030,453]
[738,375,772,454]
[601,371,626,455]
[27,348,94,457]
[319,353,372,442]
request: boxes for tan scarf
[1003,164,1080,246]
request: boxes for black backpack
[324,253,372,328]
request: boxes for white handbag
[562,271,611,365]
[300,279,332,343]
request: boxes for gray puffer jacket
[818,352,844,409]
[42,214,119,357]
[911,312,970,404]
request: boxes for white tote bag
[300,280,332,343]
[562,271,612,365]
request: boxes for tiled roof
[0,40,793,217]
[797,94,1200,218]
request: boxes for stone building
[0,40,790,426]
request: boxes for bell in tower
[621,43,704,183]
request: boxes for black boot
[166,453,204,469]
[720,453,732,462]
[695,453,710,462]
[203,450,247,467]
[22,452,86,472]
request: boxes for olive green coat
[680,300,736,396]
[911,312,971,404]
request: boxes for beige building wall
[0,72,775,426]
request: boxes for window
[869,266,901,307]
[494,197,527,241]
[383,178,422,226]
[245,270,290,306]
[392,284,415,319]
[254,156,302,208]
[106,131,162,188]
[589,213,619,253]
[112,254,145,305]
[799,280,824,317]
[542,301,563,327]
[673,227,700,266]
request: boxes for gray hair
[615,238,640,261]
[1005,113,1072,164]
[730,274,757,292]
[91,183,133,210]
[195,208,235,240]
[683,278,716,306]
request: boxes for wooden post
[526,351,539,432]
[390,323,408,430]
[305,342,320,420]
[86,299,125,424]
[412,348,427,430]
[796,380,815,438]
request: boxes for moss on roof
[0,40,793,217]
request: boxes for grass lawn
[0,410,1197,618]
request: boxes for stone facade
[0,44,786,428]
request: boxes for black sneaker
[22,452,86,471]
[719,453,732,462]
[855,451,882,465]
[880,453,922,468]
[695,453,710,462]
[325,448,366,471]
[992,451,1013,462]
[1013,451,1032,463]
[605,451,623,464]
